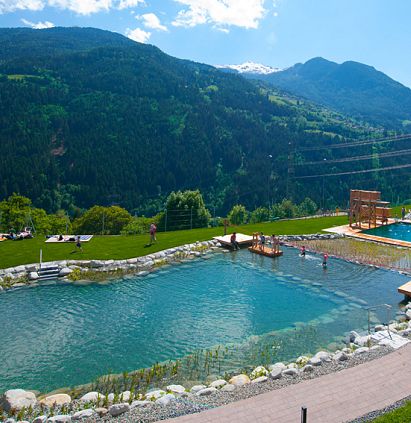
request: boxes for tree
[159,190,211,231]
[228,204,248,225]
[249,207,270,223]
[298,197,318,217]
[72,205,132,235]
[0,193,32,231]
[271,199,296,219]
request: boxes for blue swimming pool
[363,222,411,242]
[0,247,407,393]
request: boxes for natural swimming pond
[0,247,408,393]
[363,222,411,243]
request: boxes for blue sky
[1,0,411,87]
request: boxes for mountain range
[0,27,410,214]
[218,58,411,128]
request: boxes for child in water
[322,253,329,268]
[300,245,306,257]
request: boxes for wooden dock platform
[398,281,411,298]
[213,233,253,249]
[248,245,283,258]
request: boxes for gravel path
[82,346,393,423]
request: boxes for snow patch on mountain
[215,61,282,75]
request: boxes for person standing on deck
[259,232,265,251]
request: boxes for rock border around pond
[0,239,223,291]
[1,311,410,423]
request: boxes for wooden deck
[398,281,411,298]
[213,233,253,249]
[248,245,283,258]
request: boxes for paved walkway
[164,344,411,423]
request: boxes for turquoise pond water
[0,247,408,393]
[363,222,411,242]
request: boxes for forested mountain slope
[0,28,409,214]
[241,57,411,129]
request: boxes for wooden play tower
[349,190,391,229]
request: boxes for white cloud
[1,0,144,15]
[117,0,144,10]
[138,12,168,31]
[21,18,55,28]
[0,0,44,13]
[172,0,266,30]
[125,27,151,43]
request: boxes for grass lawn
[391,203,411,218]
[372,401,411,422]
[0,215,347,269]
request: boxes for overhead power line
[294,163,411,179]
[298,134,411,152]
[295,148,411,166]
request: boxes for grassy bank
[372,401,411,422]
[0,216,347,269]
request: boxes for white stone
[130,400,153,408]
[166,384,186,394]
[47,416,71,423]
[196,387,218,396]
[29,272,39,280]
[302,365,314,372]
[209,379,227,389]
[313,351,331,362]
[354,335,371,347]
[269,368,283,380]
[220,384,236,392]
[268,362,286,372]
[1,389,37,411]
[251,376,268,384]
[79,392,103,403]
[354,347,370,355]
[120,391,131,402]
[108,403,130,417]
[59,268,72,277]
[156,394,175,406]
[229,374,251,386]
[145,390,166,400]
[107,393,114,402]
[190,385,207,393]
[72,409,96,420]
[250,366,268,379]
[282,368,299,377]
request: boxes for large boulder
[79,392,103,403]
[28,272,39,280]
[250,366,268,379]
[59,268,73,277]
[130,400,153,409]
[40,394,71,407]
[220,384,236,392]
[166,385,186,395]
[72,409,96,420]
[108,403,130,417]
[196,387,218,396]
[229,374,251,386]
[156,394,175,406]
[269,367,283,380]
[47,416,71,423]
[251,376,268,384]
[282,368,299,377]
[209,379,227,389]
[145,390,166,400]
[1,389,37,411]
[190,385,207,394]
